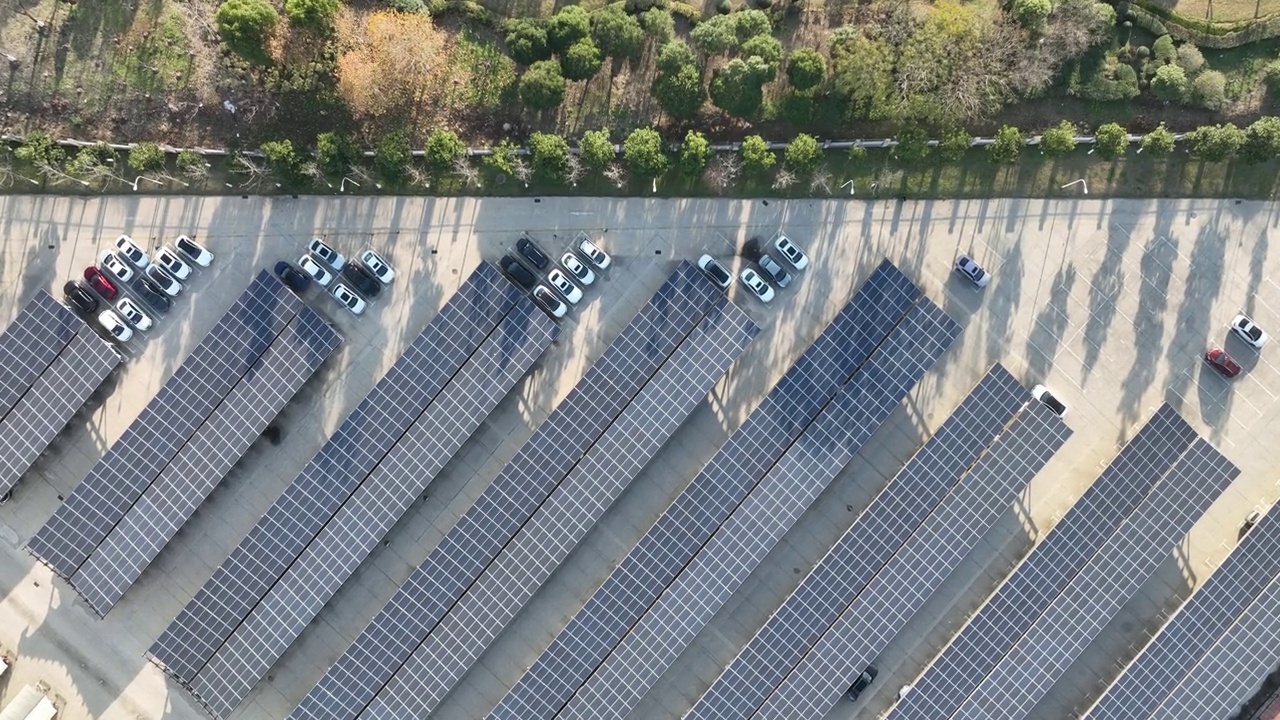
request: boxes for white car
[332,283,366,315]
[774,235,810,270]
[360,249,396,284]
[697,254,733,289]
[954,255,990,288]
[533,285,568,318]
[739,267,775,303]
[561,252,595,286]
[299,254,334,287]
[175,235,214,267]
[1032,384,1068,418]
[153,246,192,281]
[579,238,612,269]
[97,309,133,342]
[1231,314,1269,349]
[113,234,149,268]
[145,264,182,296]
[115,297,153,331]
[547,269,584,304]
[309,237,346,270]
[98,250,135,282]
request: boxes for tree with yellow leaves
[336,10,451,121]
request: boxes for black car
[275,261,312,294]
[63,280,99,315]
[846,665,878,702]
[517,236,550,270]
[341,262,382,298]
[501,254,537,289]
[133,277,173,314]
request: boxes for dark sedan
[63,281,99,315]
[341,262,382,298]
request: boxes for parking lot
[0,194,1276,720]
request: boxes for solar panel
[752,401,1071,720]
[66,308,343,616]
[490,260,925,720]
[290,261,726,720]
[347,298,759,720]
[0,326,121,496]
[184,300,558,719]
[0,290,82,422]
[1085,505,1280,720]
[557,300,962,720]
[890,403,1198,720]
[949,437,1239,720]
[149,262,519,685]
[27,272,302,579]
[686,365,1030,720]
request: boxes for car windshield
[1246,325,1263,340]
[1043,394,1066,412]
[707,264,728,282]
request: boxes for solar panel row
[949,437,1239,720]
[291,261,727,720]
[752,401,1072,720]
[687,364,1030,720]
[1085,505,1280,720]
[890,402,1198,720]
[186,300,559,719]
[350,298,759,720]
[27,272,303,579]
[0,290,82,422]
[490,260,924,720]
[558,299,962,720]
[149,262,520,684]
[67,308,344,616]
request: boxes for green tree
[624,128,669,177]
[657,39,697,74]
[424,129,465,172]
[1012,0,1051,27]
[1185,123,1244,162]
[1152,34,1176,64]
[505,19,551,65]
[785,133,822,173]
[315,131,359,176]
[732,9,772,42]
[830,30,895,120]
[1040,121,1078,157]
[529,132,571,181]
[561,38,603,81]
[15,132,65,169]
[988,125,1025,164]
[740,35,782,79]
[215,0,279,66]
[1151,64,1189,102]
[1264,61,1280,97]
[484,139,519,175]
[580,129,615,169]
[375,130,412,182]
[284,0,338,32]
[1176,43,1205,74]
[638,8,673,43]
[892,127,930,163]
[691,15,736,55]
[937,128,973,161]
[678,130,712,177]
[1140,124,1177,155]
[260,139,305,185]
[775,90,813,125]
[1094,123,1129,159]
[710,58,765,118]
[591,6,644,59]
[653,63,704,118]
[786,48,826,92]
[128,142,166,173]
[67,143,118,182]
[548,5,591,54]
[740,134,775,173]
[1241,117,1280,163]
[520,60,567,111]
[1190,70,1227,111]
[176,149,206,176]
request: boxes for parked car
[774,234,810,270]
[299,254,334,287]
[1032,384,1068,418]
[342,262,382,298]
[115,297,153,331]
[145,264,182,296]
[532,285,568,318]
[274,261,312,293]
[97,309,133,342]
[98,250,136,283]
[135,278,173,314]
[739,267,776,303]
[332,283,366,315]
[757,253,792,289]
[561,252,595,286]
[517,235,550,269]
[1205,348,1243,378]
[500,254,537,289]
[1231,314,1269,349]
[547,269,584,304]
[153,246,192,281]
[63,281,98,315]
[697,255,732,288]
[954,255,991,288]
[578,237,612,269]
[83,266,119,300]
[360,249,396,284]
[113,234,149,268]
[174,235,213,267]
[308,237,346,270]
[846,666,878,702]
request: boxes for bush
[786,48,825,92]
[847,145,867,163]
[657,39,697,74]
[260,139,305,185]
[387,0,426,12]
[1012,0,1052,27]
[520,60,567,111]
[580,129,615,169]
[732,8,772,41]
[548,5,591,53]
[1080,63,1140,102]
[691,15,736,54]
[484,139,519,175]
[1186,123,1244,162]
[1175,43,1205,74]
[988,125,1025,164]
[128,142,166,173]
[315,131,359,176]
[678,130,712,177]
[529,132,571,181]
[937,128,972,162]
[284,0,338,32]
[1140,124,1177,155]
[67,143,117,180]
[624,127,669,177]
[215,0,279,65]
[1040,120,1077,157]
[15,131,65,169]
[1242,117,1280,164]
[176,150,205,175]
[1152,34,1175,64]
[740,134,775,173]
[560,38,603,80]
[1190,70,1227,111]
[1094,122,1129,159]
[1151,64,1189,102]
[375,130,413,181]
[774,90,812,125]
[1265,61,1280,97]
[505,18,551,65]
[785,133,822,173]
[892,126,929,164]
[424,129,465,172]
[591,6,645,59]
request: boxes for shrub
[484,139,519,175]
[529,132,571,181]
[1012,0,1051,27]
[1094,122,1129,159]
[315,131,359,176]
[937,128,972,162]
[424,129,465,172]
[67,143,117,180]
[1241,117,1280,164]
[710,58,765,118]
[847,145,867,163]
[678,130,712,177]
[1186,123,1244,162]
[638,8,674,43]
[1135,45,1151,60]
[284,0,338,32]
[591,6,644,60]
[732,8,772,41]
[740,134,775,173]
[892,126,929,164]
[1141,124,1177,155]
[691,15,736,54]
[739,35,782,79]
[657,40,697,74]
[387,0,426,12]
[1265,61,1280,97]
[785,133,822,173]
[786,48,825,92]
[548,6,591,53]
[653,64,704,117]
[215,0,279,65]
[505,18,551,65]
[1040,120,1078,157]
[1152,34,1175,64]
[15,131,65,169]
[128,142,166,173]
[580,129,615,169]
[260,139,305,185]
[560,38,603,80]
[624,128,669,177]
[1151,64,1188,102]
[520,60,566,111]
[774,91,812,125]
[1176,43,1204,74]
[375,130,413,181]
[176,150,205,175]
[1190,70,1227,111]
[988,125,1025,164]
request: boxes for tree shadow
[1026,263,1077,381]
[1081,225,1128,378]
[1117,233,1179,423]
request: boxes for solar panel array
[558,300,963,720]
[149,262,520,685]
[185,300,559,719]
[0,325,121,496]
[67,308,343,616]
[0,290,82,421]
[28,272,303,579]
[291,261,726,720]
[343,298,759,720]
[949,438,1239,720]
[1085,505,1280,720]
[687,365,1030,720]
[490,260,924,720]
[890,403,1198,720]
[753,401,1072,720]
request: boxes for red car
[1205,348,1242,378]
[84,266,119,300]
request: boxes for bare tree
[302,161,332,189]
[772,167,797,191]
[563,154,585,188]
[232,154,272,190]
[513,159,533,187]
[704,154,741,194]
[809,168,834,194]
[602,162,628,189]
[454,156,482,188]
[407,164,434,189]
